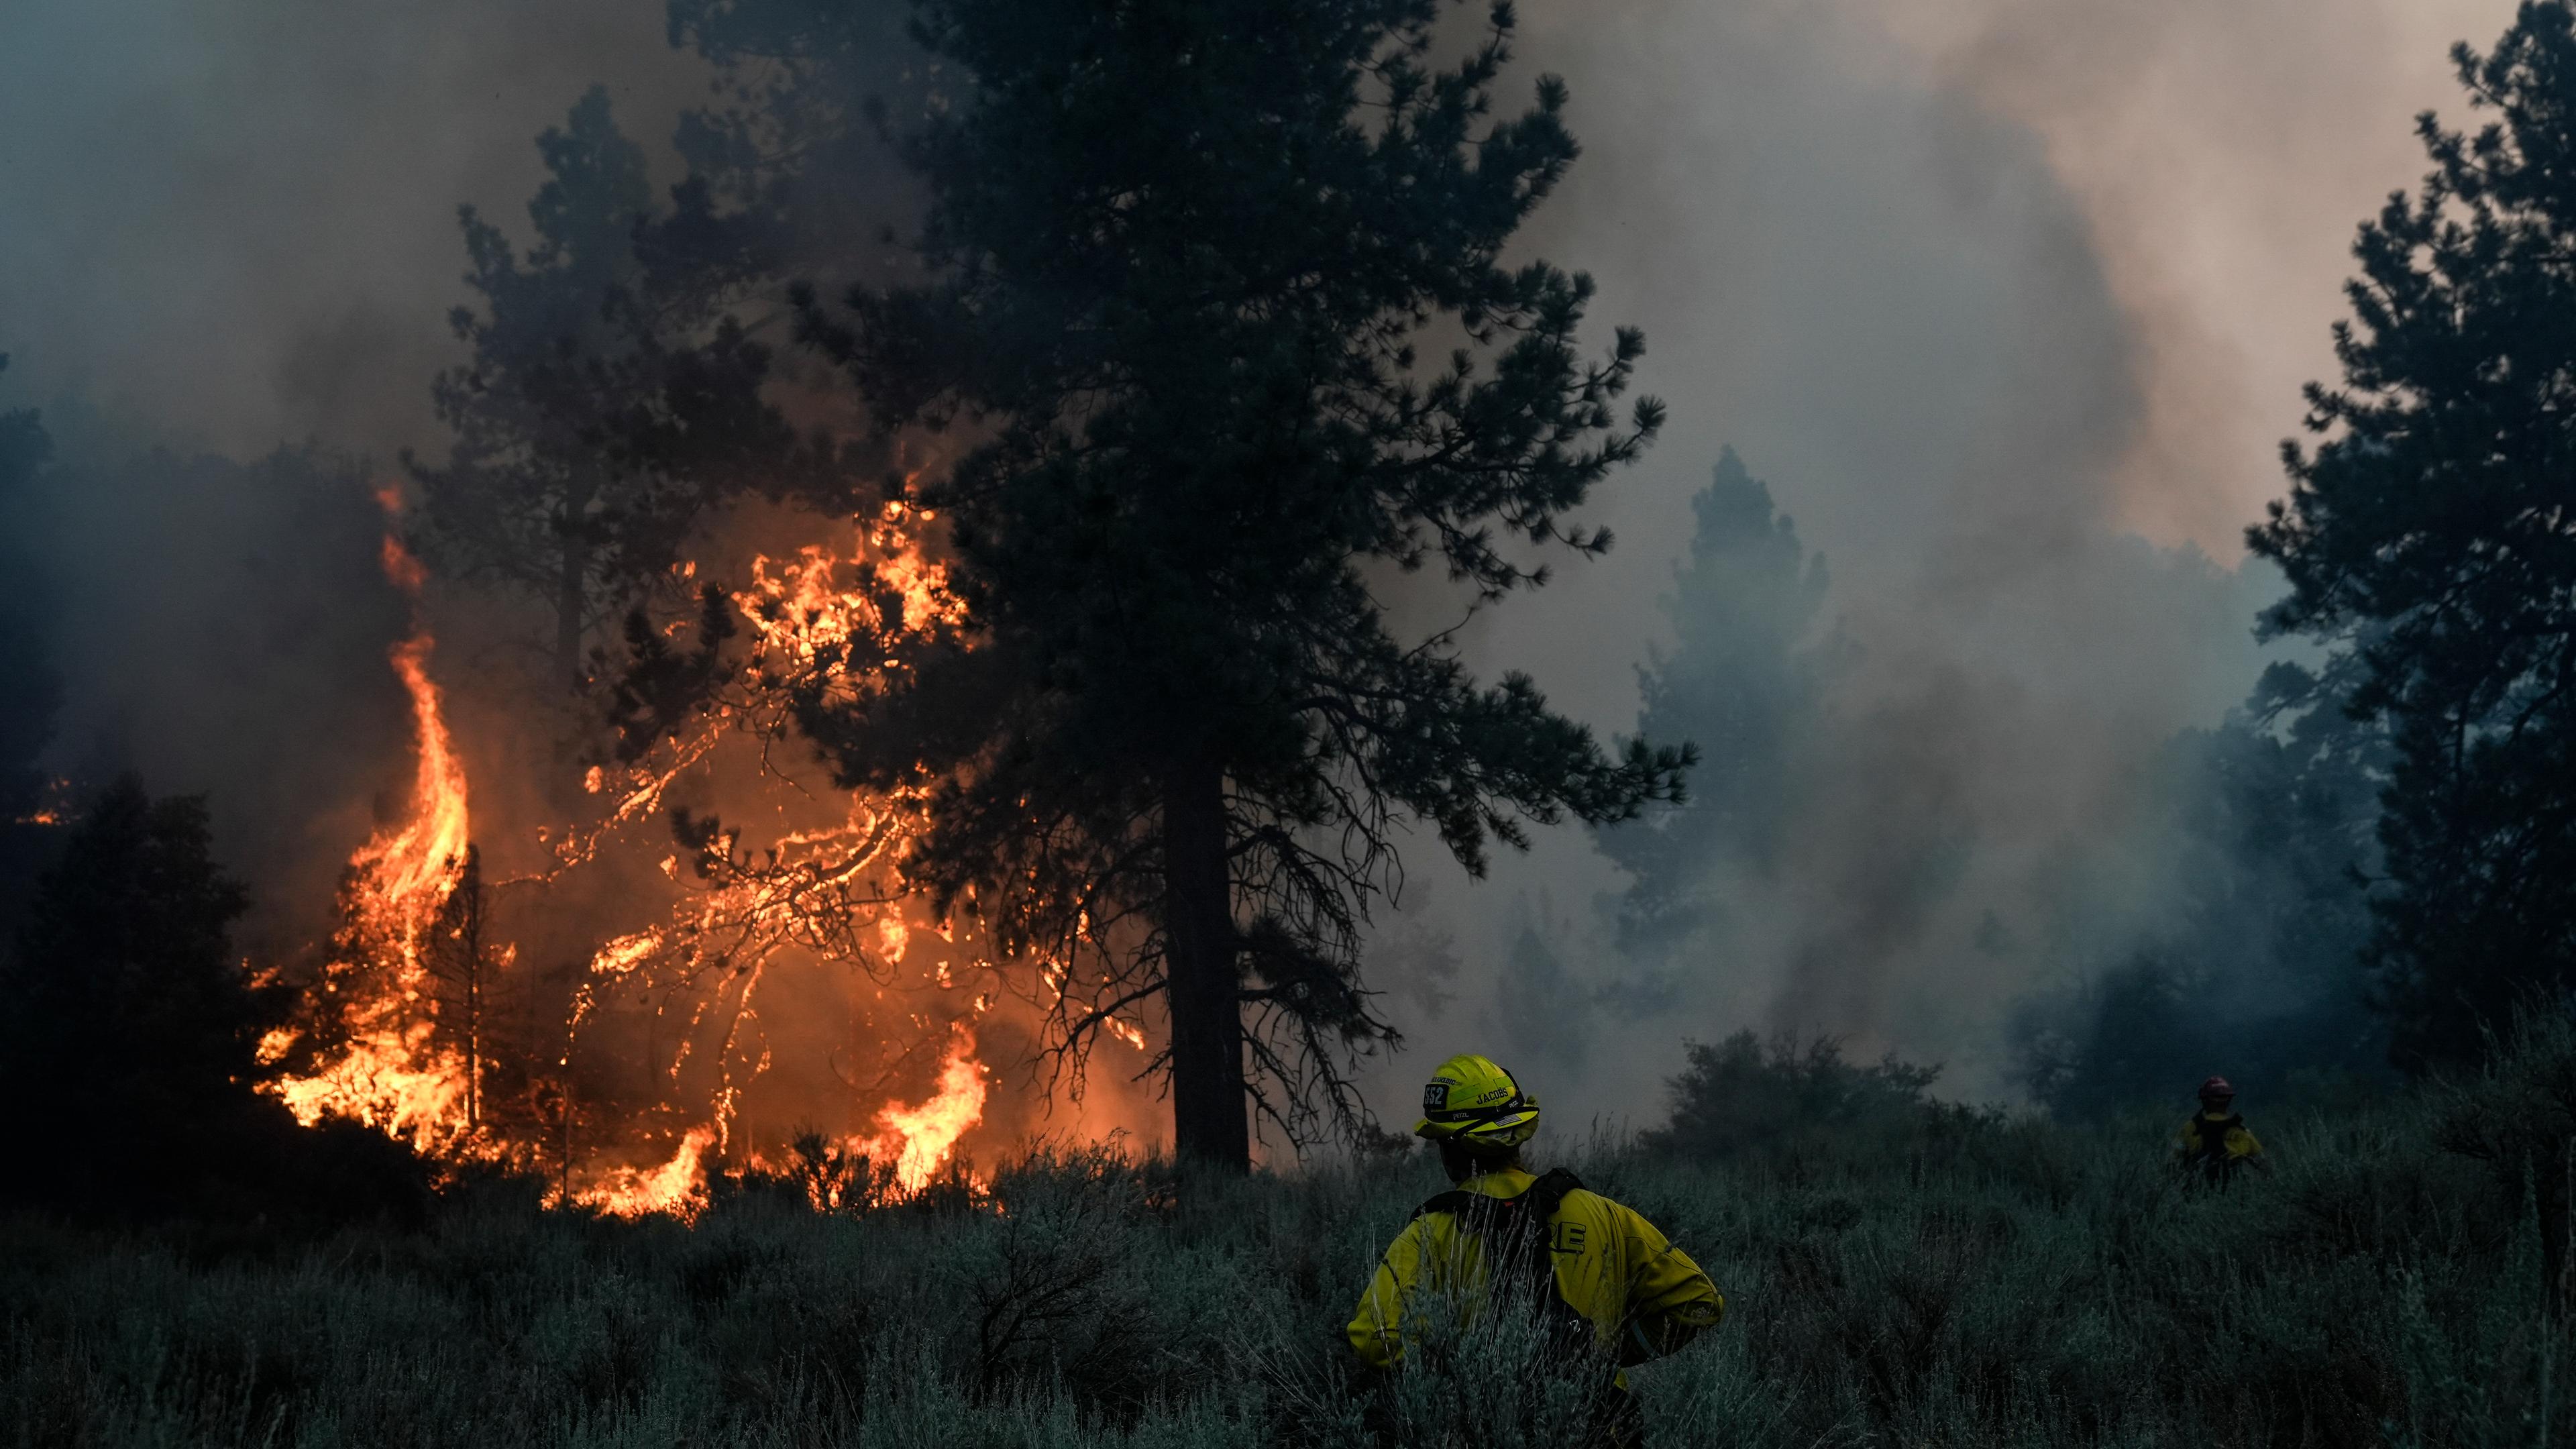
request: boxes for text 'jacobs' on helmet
[1413,1052,1541,1151]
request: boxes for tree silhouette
[786,0,1691,1168]
[0,778,433,1221]
[2250,2,2576,1069]
[1601,449,1838,957]
[423,845,494,1131]
[0,356,60,931]
[2009,671,2389,1117]
[413,89,858,692]
[0,780,269,1211]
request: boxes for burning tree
[266,526,496,1161]
[780,0,1694,1169]
[410,88,867,694]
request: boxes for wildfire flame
[580,1126,717,1222]
[855,1029,989,1193]
[360,632,472,911]
[264,527,482,1155]
[14,777,72,827]
[258,486,1032,1217]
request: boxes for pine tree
[0,356,60,929]
[413,89,853,691]
[1600,449,1836,955]
[785,0,1690,1169]
[663,0,924,294]
[0,779,271,1208]
[2249,2,2576,1068]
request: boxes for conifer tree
[0,780,270,1207]
[2251,2,2576,1067]
[1601,449,1835,956]
[788,0,1691,1167]
[415,89,851,691]
[0,357,59,926]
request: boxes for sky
[0,0,2527,1135]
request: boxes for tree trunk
[464,957,480,1131]
[1161,755,1248,1171]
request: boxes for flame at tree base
[262,527,488,1159]
[568,1032,989,1222]
[579,1126,719,1222]
[855,1030,989,1194]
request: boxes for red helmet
[2198,1075,2235,1100]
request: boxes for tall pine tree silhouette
[1601,449,1836,957]
[0,356,60,931]
[2252,3,2576,1068]
[789,0,1693,1167]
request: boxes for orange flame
[855,1030,988,1192]
[359,630,471,912]
[578,1126,716,1222]
[264,479,1058,1210]
[262,523,480,1155]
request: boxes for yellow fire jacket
[2174,1112,2263,1165]
[1346,1166,1724,1377]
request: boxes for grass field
[13,1022,2576,1448]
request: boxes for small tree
[786,0,1691,1168]
[0,357,60,932]
[423,845,494,1130]
[0,779,274,1208]
[2249,2,2576,1069]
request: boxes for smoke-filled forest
[12,0,2576,1444]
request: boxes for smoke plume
[0,0,2521,1148]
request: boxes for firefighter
[2175,1074,2267,1187]
[1347,1054,1724,1447]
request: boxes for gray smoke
[0,0,2520,1136]
[0,1,722,949]
[0,0,701,458]
[1354,0,2505,1129]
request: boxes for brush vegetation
[16,1015,2576,1448]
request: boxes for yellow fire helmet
[1414,1053,1541,1151]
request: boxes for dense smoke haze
[0,0,699,455]
[1351,0,2514,1127]
[0,0,2519,1153]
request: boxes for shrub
[1639,1029,1984,1169]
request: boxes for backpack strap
[2189,1115,2247,1188]
[1526,1167,1585,1219]
[1409,1169,1609,1369]
[1411,1189,1487,1222]
[1411,1169,1585,1224]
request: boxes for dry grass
[13,1023,2576,1448]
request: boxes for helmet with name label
[1414,1053,1541,1152]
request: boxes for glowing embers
[14,776,72,826]
[735,506,965,713]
